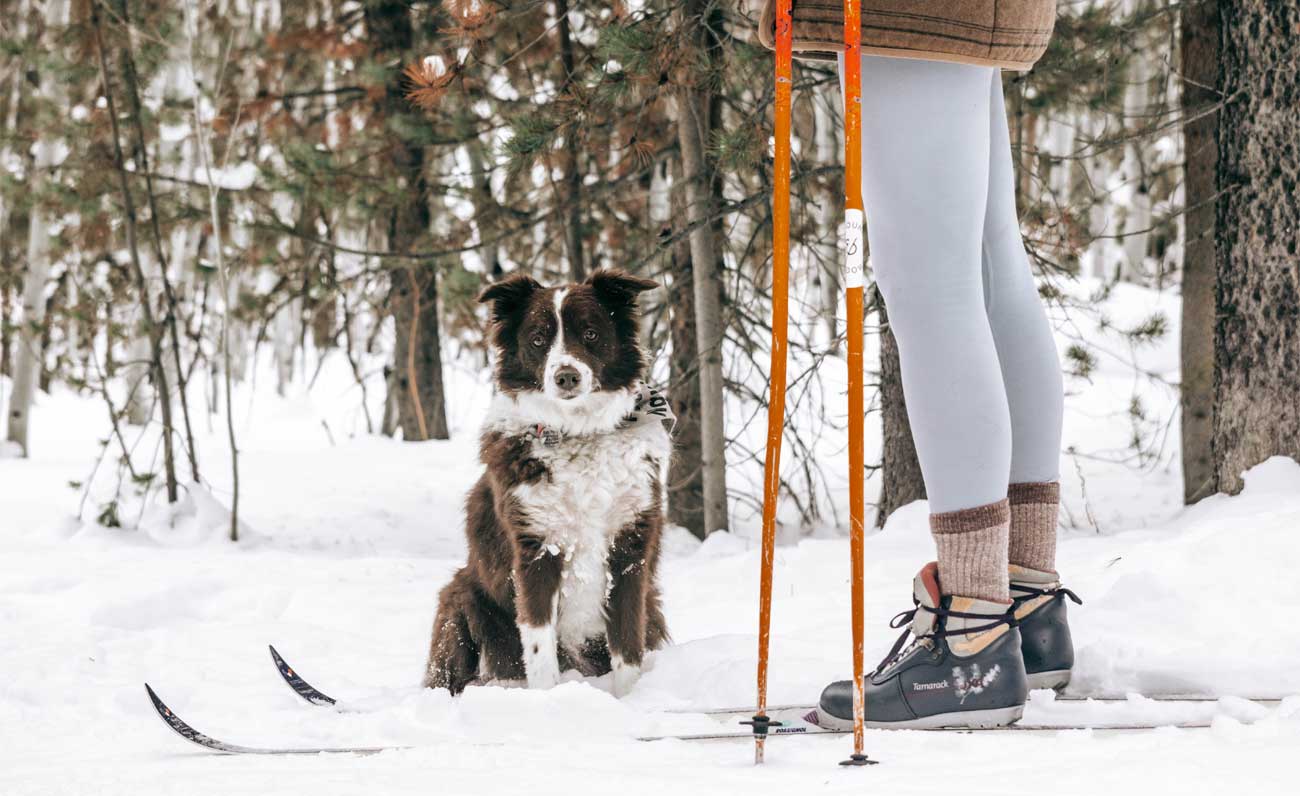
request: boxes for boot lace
[1009,581,1083,608]
[872,599,1018,677]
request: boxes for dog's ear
[586,269,658,307]
[478,273,542,320]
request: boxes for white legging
[841,55,1064,513]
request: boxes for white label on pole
[843,209,864,289]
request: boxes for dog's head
[479,269,658,402]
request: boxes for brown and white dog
[423,269,671,697]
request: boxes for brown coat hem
[786,42,1040,71]
[757,1,1057,71]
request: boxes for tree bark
[1,281,13,379]
[875,292,925,525]
[380,364,400,438]
[391,266,449,441]
[366,0,449,441]
[667,158,705,538]
[1179,0,1218,504]
[1212,3,1300,495]
[676,0,728,534]
[556,0,585,281]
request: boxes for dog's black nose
[554,366,581,391]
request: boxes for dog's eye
[582,329,597,342]
[531,335,546,348]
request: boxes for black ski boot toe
[817,676,916,726]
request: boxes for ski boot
[814,563,1028,729]
[1010,564,1082,691]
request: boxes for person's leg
[979,70,1065,574]
[856,55,1011,602]
[817,58,1034,729]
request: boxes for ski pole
[748,0,793,767]
[840,0,875,768]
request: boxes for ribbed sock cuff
[1007,481,1060,573]
[930,498,1010,603]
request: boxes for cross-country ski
[142,681,1254,757]
[143,684,403,756]
[5,1,1300,795]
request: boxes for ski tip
[267,644,337,706]
[144,683,190,737]
[144,683,175,720]
[144,682,164,709]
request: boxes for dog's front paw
[520,624,561,689]
[526,653,561,689]
[610,654,641,697]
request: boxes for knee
[874,261,984,343]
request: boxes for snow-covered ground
[3,279,1299,795]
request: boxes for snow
[2,280,1299,795]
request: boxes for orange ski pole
[840,0,875,768]
[749,0,793,767]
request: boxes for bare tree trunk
[273,297,299,396]
[1081,110,1113,279]
[1179,0,1218,504]
[123,256,155,426]
[7,0,69,456]
[6,146,55,455]
[391,266,449,440]
[0,0,31,315]
[641,158,672,347]
[465,137,502,279]
[380,364,400,437]
[812,87,841,352]
[0,280,13,379]
[875,292,925,525]
[667,158,705,538]
[1045,113,1073,206]
[37,271,67,393]
[367,0,450,442]
[676,0,728,535]
[1211,2,1300,495]
[1120,2,1154,282]
[556,0,585,281]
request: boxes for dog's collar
[530,424,564,447]
[529,383,674,447]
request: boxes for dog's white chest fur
[513,424,667,649]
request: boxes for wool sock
[930,498,1010,603]
[1007,481,1060,574]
